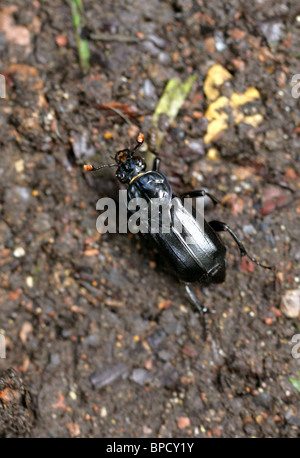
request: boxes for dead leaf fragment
[0,387,19,404]
[241,257,255,273]
[20,322,33,343]
[232,166,255,180]
[231,29,246,40]
[66,422,81,437]
[222,193,244,216]
[104,299,124,307]
[84,249,99,257]
[52,394,67,410]
[157,299,172,310]
[259,186,292,216]
[0,7,31,48]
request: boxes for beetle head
[84,133,146,183]
[115,154,146,183]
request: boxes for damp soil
[0,0,299,438]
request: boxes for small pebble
[260,22,283,50]
[243,224,256,236]
[19,322,33,343]
[130,368,153,386]
[26,276,34,288]
[144,358,153,371]
[13,247,25,258]
[142,78,157,99]
[50,353,60,366]
[15,159,24,173]
[280,289,300,318]
[215,31,226,51]
[55,35,67,46]
[158,350,171,361]
[100,406,107,418]
[143,425,152,435]
[207,147,220,161]
[90,363,129,389]
[177,416,191,429]
[69,391,77,400]
[158,52,172,66]
[186,139,205,156]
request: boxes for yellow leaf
[205,96,229,121]
[203,64,232,101]
[230,87,260,108]
[240,114,263,127]
[204,118,228,144]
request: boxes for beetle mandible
[84,133,272,338]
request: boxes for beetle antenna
[131,132,144,155]
[83,163,117,172]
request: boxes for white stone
[15,159,24,173]
[26,276,34,288]
[13,247,25,258]
[280,289,300,318]
[100,406,107,418]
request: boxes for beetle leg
[209,220,273,270]
[180,190,220,206]
[184,284,208,340]
[152,157,161,171]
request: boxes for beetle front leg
[180,190,220,206]
[152,157,161,171]
[184,283,208,340]
[209,220,273,270]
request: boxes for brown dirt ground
[0,0,299,438]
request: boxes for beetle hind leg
[184,284,208,340]
[209,220,273,270]
[210,263,226,283]
[180,189,220,206]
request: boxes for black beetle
[84,133,272,338]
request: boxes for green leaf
[68,0,90,74]
[77,36,90,74]
[150,75,197,152]
[289,374,300,393]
